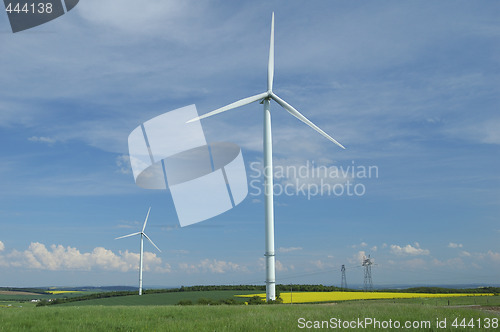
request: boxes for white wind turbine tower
[116,207,161,295]
[189,13,345,301]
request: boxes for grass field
[0,300,498,331]
[365,295,500,307]
[1,290,498,331]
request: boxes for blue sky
[0,1,499,288]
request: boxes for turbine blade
[270,92,346,149]
[142,207,151,233]
[115,232,141,240]
[187,92,269,123]
[143,233,162,252]
[268,12,275,92]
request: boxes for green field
[0,300,499,331]
[58,290,256,306]
[0,292,92,302]
[0,290,99,309]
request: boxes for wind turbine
[116,207,161,295]
[189,12,345,301]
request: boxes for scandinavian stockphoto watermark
[127,105,376,224]
[128,105,248,227]
[249,160,378,199]
[298,317,433,329]
[297,316,499,329]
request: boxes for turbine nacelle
[115,207,161,253]
[189,89,345,150]
[188,12,344,150]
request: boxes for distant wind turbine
[116,207,161,295]
[189,12,345,301]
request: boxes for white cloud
[116,155,132,175]
[77,0,206,39]
[257,258,289,272]
[0,154,138,198]
[348,251,366,265]
[351,242,370,249]
[116,223,138,229]
[271,159,353,191]
[448,242,463,248]
[0,242,168,272]
[447,250,500,263]
[432,257,465,269]
[390,243,430,256]
[310,259,335,270]
[28,136,57,144]
[154,263,172,273]
[486,251,500,263]
[399,258,428,270]
[275,260,288,272]
[199,259,243,274]
[171,249,189,255]
[358,251,367,264]
[445,118,500,146]
[278,247,303,253]
[179,258,246,274]
[371,246,378,252]
[0,241,5,267]
[178,262,198,274]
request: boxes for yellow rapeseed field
[237,291,493,304]
[46,291,84,295]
